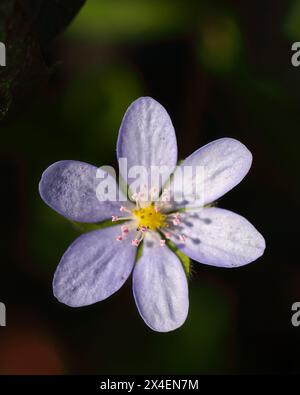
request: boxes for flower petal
[53,225,136,307]
[167,207,265,268]
[169,138,252,208]
[39,160,131,222]
[117,97,178,191]
[133,234,189,332]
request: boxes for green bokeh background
[1,0,299,374]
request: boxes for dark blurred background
[0,0,299,374]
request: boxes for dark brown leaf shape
[0,0,86,120]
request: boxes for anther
[172,213,181,225]
[161,188,170,202]
[179,234,186,243]
[160,239,166,247]
[112,215,119,222]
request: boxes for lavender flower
[39,97,265,332]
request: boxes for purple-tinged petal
[169,138,252,208]
[53,224,136,307]
[39,160,132,223]
[117,97,178,190]
[133,234,189,332]
[168,207,265,268]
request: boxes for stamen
[132,185,149,204]
[112,215,132,222]
[131,239,140,247]
[121,225,129,234]
[179,234,186,243]
[161,188,170,202]
[120,206,130,213]
[116,235,123,241]
[172,212,181,226]
[162,226,186,244]
[160,239,166,247]
[150,187,158,201]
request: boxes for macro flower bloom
[39,97,265,332]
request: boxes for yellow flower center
[132,204,166,231]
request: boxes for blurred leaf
[67,0,191,43]
[177,282,233,373]
[198,13,242,74]
[31,199,78,274]
[284,0,300,39]
[62,64,143,163]
[134,281,233,374]
[0,0,86,120]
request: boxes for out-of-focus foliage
[147,283,233,373]
[62,64,143,163]
[67,0,191,43]
[32,199,78,274]
[284,0,300,39]
[197,13,242,74]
